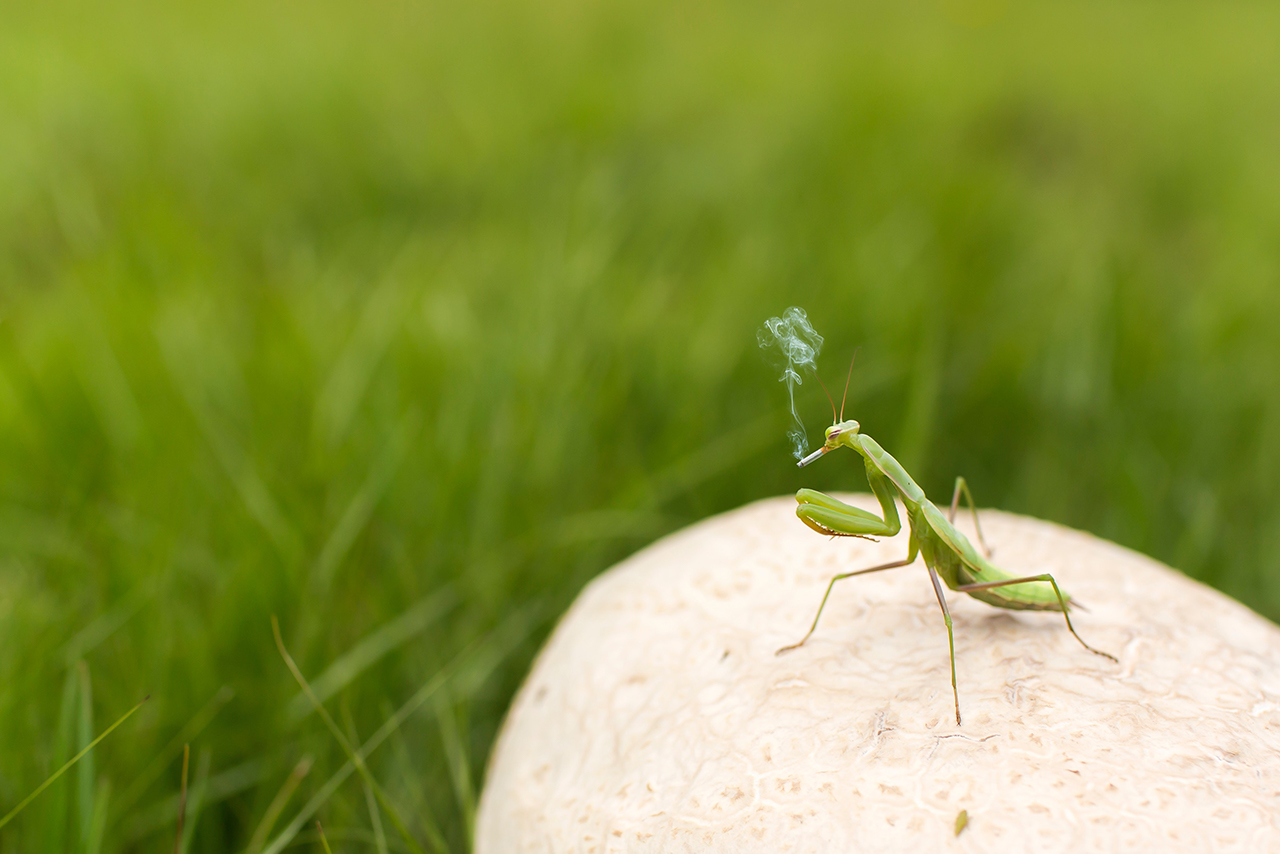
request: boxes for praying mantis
[775,361,1116,725]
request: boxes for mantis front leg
[794,460,904,539]
[794,487,900,540]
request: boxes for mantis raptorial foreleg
[775,555,917,655]
[952,573,1118,662]
[948,476,992,558]
[794,486,901,539]
[783,483,913,654]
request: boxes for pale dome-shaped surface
[476,495,1280,852]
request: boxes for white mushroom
[477,494,1280,852]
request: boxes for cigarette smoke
[757,307,825,459]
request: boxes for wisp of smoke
[757,307,824,459]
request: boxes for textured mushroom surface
[476,495,1280,852]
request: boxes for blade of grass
[0,696,148,832]
[546,509,673,548]
[246,756,313,854]
[311,410,419,592]
[383,705,447,852]
[259,605,541,854]
[61,583,155,667]
[315,821,334,854]
[42,666,79,850]
[127,759,268,841]
[172,745,189,854]
[642,411,781,506]
[286,827,386,851]
[342,704,388,854]
[272,616,425,854]
[115,685,235,817]
[450,604,547,701]
[178,749,211,854]
[156,308,302,563]
[286,589,456,722]
[313,273,414,453]
[287,826,414,852]
[76,662,95,852]
[432,689,474,848]
[85,778,110,854]
[362,777,389,854]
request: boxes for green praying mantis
[775,360,1117,725]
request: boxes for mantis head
[797,420,860,467]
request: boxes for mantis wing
[920,501,1061,609]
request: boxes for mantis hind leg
[949,477,992,558]
[776,554,915,655]
[953,574,1118,663]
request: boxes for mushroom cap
[477,495,1280,852]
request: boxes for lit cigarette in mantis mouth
[797,447,827,467]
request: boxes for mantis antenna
[814,372,838,424]
[839,347,859,422]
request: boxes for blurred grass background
[3,0,1280,849]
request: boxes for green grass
[3,0,1280,849]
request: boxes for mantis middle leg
[925,566,963,725]
[948,477,992,557]
[953,574,1117,662]
[776,554,916,655]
